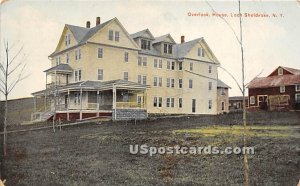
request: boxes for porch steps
[40,110,55,121]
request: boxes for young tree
[0,40,28,179]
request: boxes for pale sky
[1,0,300,100]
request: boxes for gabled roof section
[130,29,155,40]
[152,34,176,44]
[173,38,202,58]
[267,66,300,77]
[248,74,300,89]
[217,79,231,88]
[66,24,89,43]
[282,66,300,75]
[44,64,73,73]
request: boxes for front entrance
[192,99,196,113]
[258,95,268,110]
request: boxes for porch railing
[116,102,144,109]
[88,103,99,110]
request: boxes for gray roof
[217,79,231,88]
[229,96,248,101]
[130,29,154,40]
[66,25,89,43]
[152,34,176,44]
[44,64,73,73]
[173,38,202,58]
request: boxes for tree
[0,40,28,179]
[205,1,250,185]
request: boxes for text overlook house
[32,17,228,121]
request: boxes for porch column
[112,84,117,120]
[96,90,99,117]
[67,89,70,121]
[80,88,83,120]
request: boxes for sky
[0,0,300,100]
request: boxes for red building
[248,66,300,111]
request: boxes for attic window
[278,68,283,75]
[163,43,173,54]
[65,34,70,46]
[198,48,204,57]
[141,39,150,50]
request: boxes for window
[208,100,212,109]
[295,84,300,91]
[137,96,142,105]
[154,59,158,68]
[124,72,129,81]
[209,65,212,73]
[168,45,172,54]
[296,94,300,103]
[189,79,193,88]
[153,97,162,108]
[153,97,158,107]
[220,88,225,95]
[171,98,175,107]
[209,82,212,90]
[158,60,163,69]
[75,49,81,61]
[98,69,103,80]
[142,76,147,85]
[66,53,69,63]
[158,97,162,107]
[221,101,225,111]
[166,98,170,107]
[138,57,142,66]
[179,79,183,88]
[250,96,255,105]
[171,79,175,88]
[138,75,142,84]
[124,52,129,62]
[74,69,81,82]
[74,92,81,105]
[115,31,120,42]
[141,39,150,50]
[65,34,70,46]
[198,48,205,57]
[109,30,114,41]
[56,56,61,65]
[179,98,182,108]
[190,62,193,71]
[166,78,170,88]
[178,62,183,70]
[98,48,103,59]
[278,68,283,75]
[142,57,147,66]
[158,77,162,87]
[154,77,158,87]
[280,86,285,93]
[167,61,171,70]
[171,61,175,70]
[164,44,168,53]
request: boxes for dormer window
[278,68,283,75]
[141,39,150,50]
[163,43,173,54]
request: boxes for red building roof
[248,66,300,89]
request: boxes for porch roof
[44,64,73,74]
[32,79,148,96]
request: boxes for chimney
[181,35,185,43]
[86,21,90,28]
[96,17,101,25]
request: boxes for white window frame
[98,69,103,80]
[142,75,147,85]
[138,75,142,84]
[153,77,158,87]
[178,62,183,71]
[171,98,175,108]
[208,100,212,109]
[166,98,170,107]
[179,98,183,108]
[295,84,300,91]
[124,72,129,81]
[158,77,162,87]
[209,82,212,91]
[158,97,162,107]
[250,96,255,105]
[142,57,147,66]
[171,79,175,88]
[209,65,212,74]
[153,97,158,107]
[190,62,193,71]
[166,78,170,88]
[154,59,158,68]
[280,86,285,93]
[295,93,300,103]
[179,79,183,89]
[97,48,103,59]
[198,48,205,57]
[109,30,114,41]
[124,51,129,62]
[189,79,193,89]
[171,61,175,70]
[138,57,142,66]
[221,101,225,111]
[115,31,120,42]
[56,56,61,65]
[66,53,69,63]
[278,68,283,75]
[167,61,171,70]
[74,69,81,82]
[158,60,163,69]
